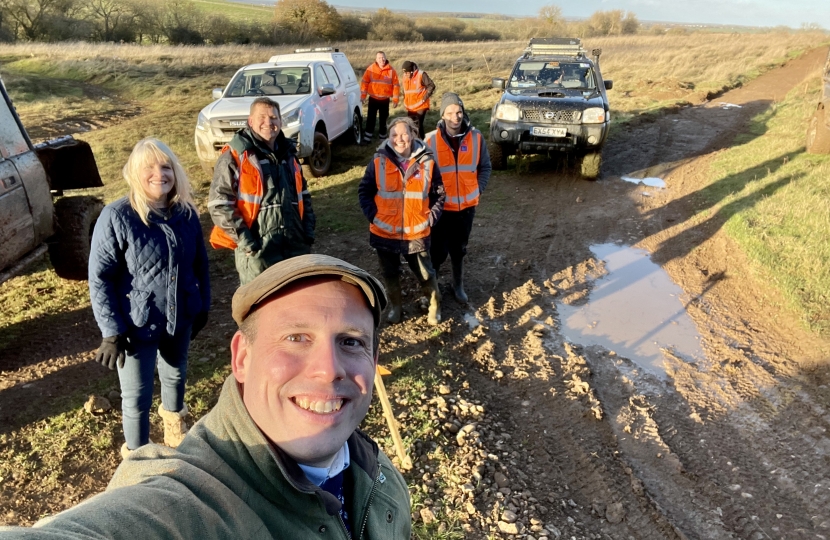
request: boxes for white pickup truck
[194,48,363,177]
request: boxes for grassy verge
[695,76,830,334]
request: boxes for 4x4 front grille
[522,109,581,124]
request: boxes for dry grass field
[1,32,829,538]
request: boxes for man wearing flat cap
[0,255,411,540]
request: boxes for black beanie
[402,60,415,73]
[439,92,465,117]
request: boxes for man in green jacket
[209,97,316,285]
[0,255,411,540]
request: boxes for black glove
[95,335,127,370]
[191,311,209,339]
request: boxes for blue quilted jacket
[89,197,211,340]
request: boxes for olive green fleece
[0,376,411,540]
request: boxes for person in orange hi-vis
[358,117,446,326]
[425,93,492,304]
[361,51,400,142]
[400,60,436,139]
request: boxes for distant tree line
[7,0,815,45]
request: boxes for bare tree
[538,4,565,35]
[1,0,77,40]
[274,0,343,43]
[85,0,135,41]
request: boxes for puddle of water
[464,313,481,329]
[717,102,742,109]
[621,176,667,188]
[557,244,706,379]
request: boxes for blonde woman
[88,138,210,457]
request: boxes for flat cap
[232,254,388,326]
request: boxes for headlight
[582,107,606,124]
[495,103,520,122]
[196,112,210,132]
[282,108,301,127]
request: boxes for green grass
[695,76,830,334]
[191,0,274,22]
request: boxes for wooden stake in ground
[374,365,413,470]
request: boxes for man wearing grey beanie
[425,92,492,303]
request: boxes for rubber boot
[451,259,468,304]
[158,404,189,447]
[385,276,403,324]
[422,276,442,325]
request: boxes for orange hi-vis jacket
[361,63,400,104]
[370,155,434,241]
[425,129,482,212]
[209,146,304,249]
[403,70,430,112]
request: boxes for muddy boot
[120,438,152,460]
[385,277,403,324]
[422,276,442,325]
[158,404,189,447]
[451,259,468,304]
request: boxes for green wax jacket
[0,376,411,540]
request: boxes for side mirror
[319,84,336,96]
[604,80,613,91]
[212,88,223,100]
[492,78,506,90]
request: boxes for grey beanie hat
[439,92,465,117]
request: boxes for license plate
[531,126,567,137]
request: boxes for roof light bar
[293,47,339,53]
[526,37,584,57]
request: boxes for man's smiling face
[231,277,377,467]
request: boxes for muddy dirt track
[2,48,830,538]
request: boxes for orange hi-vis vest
[403,70,429,112]
[370,154,434,241]
[361,63,400,103]
[425,129,481,212]
[209,146,304,250]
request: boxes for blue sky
[320,0,830,28]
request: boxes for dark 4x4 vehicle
[489,37,613,179]
[806,48,830,154]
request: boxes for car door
[322,64,349,137]
[0,88,38,272]
[314,64,335,134]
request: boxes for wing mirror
[212,88,223,100]
[319,84,336,96]
[604,80,613,91]
[492,78,506,90]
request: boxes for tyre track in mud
[461,287,684,540]
[429,46,830,538]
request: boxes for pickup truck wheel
[580,152,602,180]
[351,109,364,145]
[48,196,104,280]
[806,108,830,154]
[490,142,508,170]
[305,131,331,177]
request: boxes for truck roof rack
[293,47,339,53]
[524,37,584,58]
